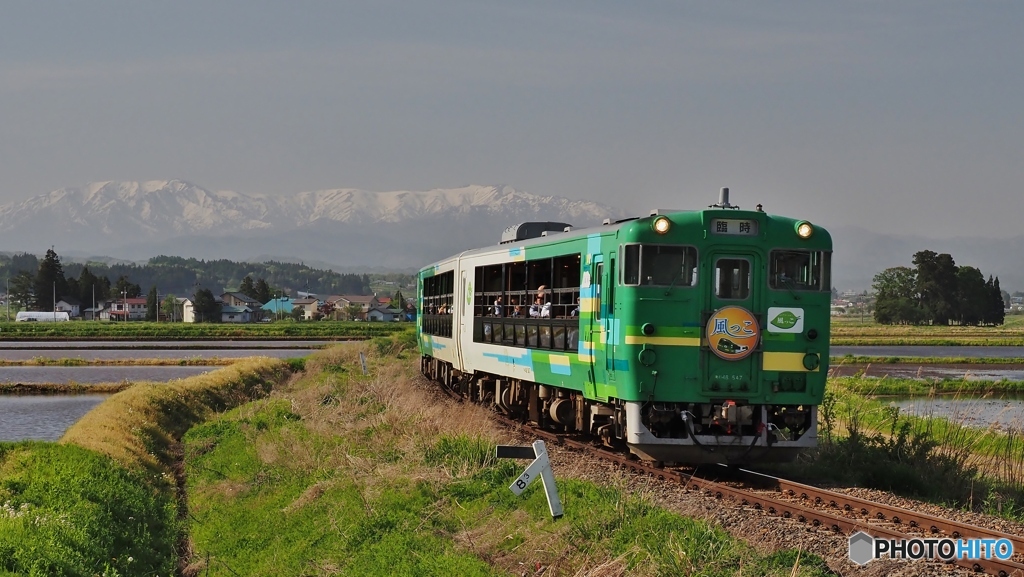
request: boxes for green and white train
[418,189,832,464]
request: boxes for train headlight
[795,221,814,239]
[653,216,671,234]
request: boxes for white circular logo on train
[706,305,760,361]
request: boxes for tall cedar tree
[146,286,159,321]
[239,275,258,300]
[32,248,69,311]
[114,275,142,299]
[193,288,220,322]
[987,277,1006,326]
[913,250,958,325]
[254,278,272,304]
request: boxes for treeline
[873,250,1006,325]
[1,251,411,312]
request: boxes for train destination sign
[710,218,758,236]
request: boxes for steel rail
[435,376,1023,576]
[715,466,1024,555]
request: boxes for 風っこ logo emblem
[706,306,760,361]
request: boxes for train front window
[714,258,750,299]
[769,250,830,291]
[621,244,697,287]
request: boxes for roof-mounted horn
[709,187,740,210]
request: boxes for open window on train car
[768,250,831,291]
[621,244,698,287]
[422,271,455,337]
[472,253,582,350]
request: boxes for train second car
[418,189,832,464]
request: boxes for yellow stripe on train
[762,352,819,372]
[623,336,701,347]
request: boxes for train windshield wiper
[663,271,682,297]
[780,275,801,301]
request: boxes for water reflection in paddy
[0,340,333,349]
[890,396,1024,432]
[0,394,110,441]
[0,349,313,361]
[830,364,1024,381]
[0,365,215,384]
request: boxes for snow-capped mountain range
[0,180,625,269]
[3,179,1021,289]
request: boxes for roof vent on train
[709,187,740,210]
[500,222,574,244]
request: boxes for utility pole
[53,281,56,321]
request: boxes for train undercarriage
[421,356,817,465]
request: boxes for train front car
[614,190,832,463]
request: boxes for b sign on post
[495,440,563,519]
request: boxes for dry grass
[60,357,291,483]
[286,344,502,471]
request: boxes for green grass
[183,346,833,576]
[184,408,504,577]
[827,373,1024,396]
[830,315,1024,345]
[0,358,294,575]
[0,443,178,577]
[771,379,1024,520]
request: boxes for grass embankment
[0,358,292,576]
[182,333,831,576]
[0,320,408,340]
[827,355,1024,395]
[769,378,1024,520]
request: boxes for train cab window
[769,250,831,291]
[714,258,750,300]
[621,244,698,287]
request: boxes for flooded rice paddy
[3,342,1024,441]
[0,340,327,441]
[0,394,110,441]
[891,396,1024,432]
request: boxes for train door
[457,268,469,370]
[585,255,609,399]
[703,251,762,395]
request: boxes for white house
[55,296,82,318]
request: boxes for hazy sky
[1,2,1021,237]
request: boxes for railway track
[486,408,1024,576]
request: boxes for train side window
[769,250,831,291]
[622,245,640,285]
[641,245,697,286]
[714,258,750,300]
[422,270,455,336]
